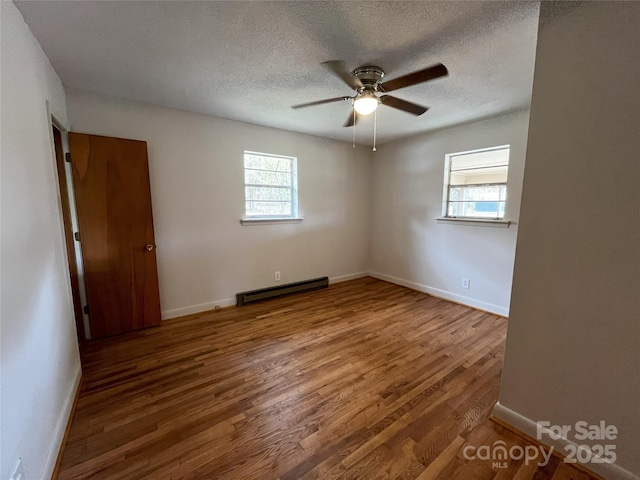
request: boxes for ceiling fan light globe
[353,96,379,115]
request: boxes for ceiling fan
[292,61,448,127]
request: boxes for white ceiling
[16,1,540,146]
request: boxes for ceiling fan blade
[292,96,350,109]
[380,95,429,116]
[344,109,359,127]
[380,63,448,92]
[323,60,364,90]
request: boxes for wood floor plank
[56,277,599,480]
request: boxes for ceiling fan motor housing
[353,66,385,91]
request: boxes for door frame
[50,113,91,341]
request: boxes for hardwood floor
[58,277,597,479]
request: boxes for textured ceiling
[16,1,540,146]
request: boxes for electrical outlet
[10,458,24,480]
[275,271,281,281]
[462,278,470,289]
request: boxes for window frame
[243,150,299,220]
[442,145,510,221]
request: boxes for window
[244,151,298,218]
[444,145,510,219]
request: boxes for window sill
[240,217,304,226]
[436,217,511,228]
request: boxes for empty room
[1,1,638,480]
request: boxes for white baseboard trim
[162,272,369,320]
[41,362,82,480]
[162,297,236,320]
[493,402,639,480]
[329,272,369,284]
[368,271,509,317]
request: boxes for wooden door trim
[52,124,86,342]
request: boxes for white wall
[495,3,640,479]
[65,90,371,318]
[369,111,530,316]
[0,2,82,479]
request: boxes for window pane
[447,201,506,218]
[244,154,291,172]
[246,201,292,216]
[448,185,507,218]
[449,185,505,202]
[245,186,291,201]
[244,169,292,187]
[449,165,508,185]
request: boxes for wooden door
[69,133,161,339]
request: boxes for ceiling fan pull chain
[353,108,356,148]
[372,109,377,152]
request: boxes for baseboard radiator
[236,276,329,306]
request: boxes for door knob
[145,244,155,252]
